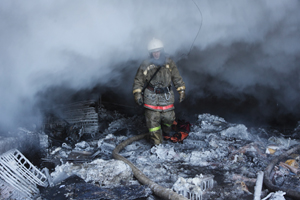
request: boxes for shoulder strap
[141,66,162,94]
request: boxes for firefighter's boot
[150,130,163,145]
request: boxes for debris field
[1,100,300,200]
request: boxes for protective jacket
[133,57,185,111]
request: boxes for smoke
[0,0,300,132]
[178,0,300,126]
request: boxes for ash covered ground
[2,102,300,200]
[1,1,300,199]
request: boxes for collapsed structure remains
[0,99,300,200]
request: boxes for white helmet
[147,38,164,52]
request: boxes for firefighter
[133,38,186,145]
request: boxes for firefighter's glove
[134,92,143,106]
[179,90,185,103]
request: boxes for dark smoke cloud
[179,0,300,126]
[1,0,300,131]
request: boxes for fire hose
[112,133,187,200]
[264,144,300,199]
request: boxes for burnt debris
[1,100,300,200]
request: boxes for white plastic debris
[42,167,54,187]
[75,141,90,149]
[62,142,72,150]
[253,171,264,200]
[0,178,31,200]
[51,147,62,155]
[172,174,214,200]
[0,149,48,198]
[262,191,286,200]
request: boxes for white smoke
[0,0,300,131]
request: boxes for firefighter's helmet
[147,38,164,52]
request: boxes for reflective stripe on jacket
[144,104,174,111]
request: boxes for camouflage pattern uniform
[133,57,185,145]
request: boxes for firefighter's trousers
[145,109,175,145]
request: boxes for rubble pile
[113,113,300,199]
[51,159,133,185]
[43,100,101,145]
[40,174,152,200]
[2,105,300,199]
[38,105,152,199]
[269,157,300,190]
